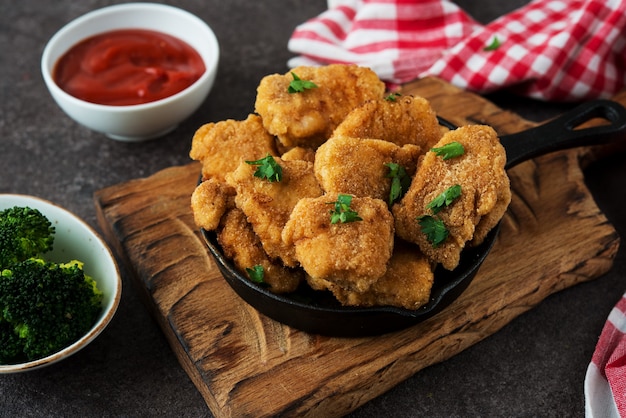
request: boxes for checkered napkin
[287,0,626,101]
[585,292,626,418]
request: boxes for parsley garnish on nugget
[385,92,401,102]
[245,154,283,182]
[426,184,462,214]
[417,215,449,247]
[329,194,362,224]
[287,72,318,93]
[385,162,411,206]
[245,265,265,284]
[419,185,462,246]
[431,141,465,160]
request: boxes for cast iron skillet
[201,99,626,337]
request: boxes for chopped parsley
[426,184,462,214]
[483,36,502,51]
[246,265,266,284]
[418,215,449,247]
[288,72,318,93]
[419,185,462,246]
[329,194,362,224]
[431,141,465,160]
[385,162,411,206]
[245,154,283,182]
[385,92,401,102]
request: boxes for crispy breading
[282,193,394,293]
[255,64,385,149]
[393,125,510,270]
[188,64,512,306]
[217,208,302,293]
[332,95,443,148]
[471,173,511,246]
[280,146,316,163]
[190,178,236,231]
[225,157,323,267]
[190,114,278,182]
[329,240,434,309]
[314,136,421,201]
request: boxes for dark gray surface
[1,1,624,416]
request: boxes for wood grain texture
[94,77,622,418]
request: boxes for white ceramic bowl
[41,3,219,141]
[0,194,122,373]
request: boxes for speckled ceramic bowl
[0,194,122,373]
[41,3,219,141]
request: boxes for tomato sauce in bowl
[53,29,206,106]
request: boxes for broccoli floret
[0,206,55,270]
[0,321,23,364]
[0,258,103,364]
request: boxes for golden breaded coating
[393,125,510,270]
[471,172,511,246]
[255,64,385,149]
[314,136,421,201]
[332,95,442,148]
[190,178,236,231]
[280,146,316,163]
[190,114,278,182]
[189,65,512,305]
[217,208,302,294]
[330,240,434,309]
[282,193,394,293]
[225,157,323,267]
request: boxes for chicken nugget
[329,240,434,309]
[471,191,510,245]
[282,193,394,293]
[314,136,421,201]
[255,64,385,149]
[332,95,442,148]
[190,178,236,231]
[225,157,323,267]
[393,125,510,270]
[280,146,316,163]
[217,208,302,294]
[190,114,278,182]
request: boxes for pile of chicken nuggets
[190,64,511,310]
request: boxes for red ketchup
[53,29,206,106]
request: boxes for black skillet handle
[500,99,626,169]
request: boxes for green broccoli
[0,258,103,364]
[0,206,55,270]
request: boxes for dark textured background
[1,1,625,416]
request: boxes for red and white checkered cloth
[287,0,626,101]
[585,292,626,418]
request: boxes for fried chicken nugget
[314,136,421,201]
[332,95,442,148]
[217,208,302,294]
[190,114,277,182]
[255,64,385,149]
[280,146,316,163]
[393,125,510,270]
[282,193,394,293]
[190,177,236,231]
[225,157,323,267]
[329,240,434,309]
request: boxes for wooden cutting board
[94,77,624,418]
